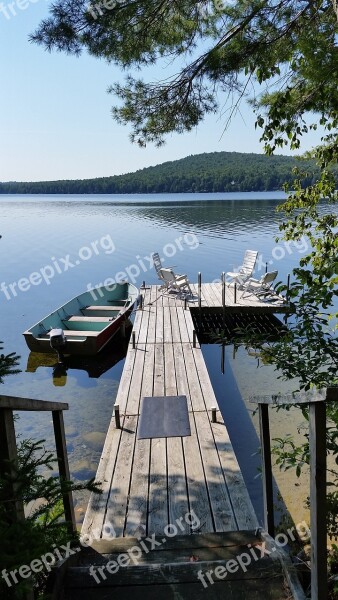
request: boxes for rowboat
[23,282,139,356]
[25,325,131,385]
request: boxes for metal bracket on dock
[211,407,217,423]
[114,404,121,429]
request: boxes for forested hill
[0,151,323,195]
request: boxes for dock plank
[182,412,215,533]
[104,414,137,538]
[212,416,259,531]
[147,343,168,534]
[124,344,146,415]
[194,411,238,532]
[124,345,154,537]
[169,307,181,343]
[146,304,157,344]
[82,420,123,540]
[181,343,206,412]
[136,305,150,344]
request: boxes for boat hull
[23,282,138,356]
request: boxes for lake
[0,192,323,526]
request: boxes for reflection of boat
[23,282,139,356]
[26,326,131,386]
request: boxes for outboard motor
[49,328,66,361]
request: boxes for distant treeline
[0,151,331,195]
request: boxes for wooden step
[64,576,287,600]
[65,552,281,588]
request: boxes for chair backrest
[241,250,258,276]
[159,268,175,284]
[261,270,278,287]
[152,252,162,275]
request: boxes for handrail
[0,395,75,534]
[250,386,338,600]
[0,395,68,411]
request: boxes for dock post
[222,272,225,308]
[132,331,136,349]
[52,410,77,535]
[265,262,268,274]
[184,297,187,311]
[234,283,237,304]
[198,272,202,310]
[0,408,25,524]
[193,330,197,348]
[114,404,121,429]
[211,407,217,423]
[286,273,290,302]
[221,344,225,374]
[309,396,327,600]
[258,404,274,537]
[139,294,143,310]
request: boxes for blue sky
[0,3,323,182]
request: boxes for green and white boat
[23,282,139,356]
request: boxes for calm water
[0,192,330,524]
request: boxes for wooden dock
[64,284,300,600]
[81,284,266,541]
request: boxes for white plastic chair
[152,252,185,288]
[242,270,278,298]
[226,250,258,288]
[159,268,192,296]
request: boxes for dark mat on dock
[137,395,191,439]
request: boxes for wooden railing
[251,387,338,600]
[0,394,76,534]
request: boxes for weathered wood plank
[124,345,155,537]
[135,304,150,344]
[194,411,237,532]
[176,307,191,343]
[181,306,200,346]
[181,343,205,412]
[104,414,138,538]
[191,346,219,411]
[167,436,190,534]
[81,418,123,539]
[66,577,288,600]
[250,388,328,406]
[163,342,190,533]
[114,341,138,413]
[86,530,260,554]
[66,555,280,587]
[0,396,68,412]
[148,343,168,534]
[172,343,193,411]
[201,283,218,307]
[155,306,164,343]
[182,412,214,533]
[212,417,258,530]
[169,307,182,343]
[146,304,157,344]
[124,344,146,415]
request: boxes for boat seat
[66,316,115,323]
[81,307,122,317]
[85,305,124,311]
[63,330,99,337]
